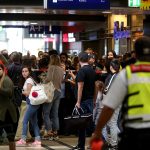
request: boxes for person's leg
[76,99,93,150]
[51,90,61,134]
[15,101,31,140]
[3,111,17,150]
[42,103,52,132]
[21,104,39,140]
[30,111,40,141]
[107,107,120,148]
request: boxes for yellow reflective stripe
[126,66,132,79]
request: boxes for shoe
[53,131,59,140]
[29,140,41,147]
[16,139,26,146]
[72,145,84,150]
[42,130,53,140]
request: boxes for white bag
[43,81,55,103]
[29,84,48,105]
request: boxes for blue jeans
[78,99,93,150]
[43,90,61,131]
[22,101,40,141]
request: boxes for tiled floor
[0,136,90,150]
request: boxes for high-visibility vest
[125,61,150,124]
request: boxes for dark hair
[78,52,89,63]
[60,52,68,59]
[48,49,58,56]
[19,66,33,88]
[38,56,49,69]
[110,59,120,73]
[134,36,150,58]
[10,52,21,62]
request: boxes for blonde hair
[49,54,61,66]
[0,64,5,89]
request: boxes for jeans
[77,99,93,150]
[15,101,31,140]
[43,90,61,131]
[22,102,40,141]
[102,106,121,146]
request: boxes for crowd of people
[0,36,149,150]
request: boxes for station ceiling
[0,5,147,31]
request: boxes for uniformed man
[90,36,150,150]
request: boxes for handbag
[64,106,93,131]
[29,79,48,105]
[43,81,55,103]
[43,67,55,103]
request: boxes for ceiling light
[102,11,112,14]
[30,22,38,25]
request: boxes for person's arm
[90,69,127,143]
[22,83,33,97]
[91,105,114,141]
[76,82,84,108]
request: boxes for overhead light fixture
[102,11,112,14]
[23,21,29,26]
[30,22,38,25]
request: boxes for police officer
[90,36,150,150]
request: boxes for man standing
[90,36,150,150]
[73,52,96,150]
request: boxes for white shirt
[23,77,34,91]
[102,69,127,109]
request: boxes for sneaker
[29,140,41,147]
[53,131,59,140]
[72,145,84,150]
[16,139,26,146]
[53,133,59,140]
[48,136,54,141]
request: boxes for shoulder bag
[29,78,48,105]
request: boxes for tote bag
[29,79,48,105]
[43,81,55,103]
[64,106,93,131]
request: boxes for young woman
[42,54,64,140]
[16,66,41,147]
[0,63,17,150]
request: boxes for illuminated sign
[44,0,110,10]
[128,0,140,7]
[140,0,150,10]
[29,26,60,34]
[114,21,131,39]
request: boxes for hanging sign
[29,26,61,34]
[44,0,110,10]
[128,0,140,7]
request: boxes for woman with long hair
[16,66,41,147]
[42,54,64,140]
[0,63,17,150]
